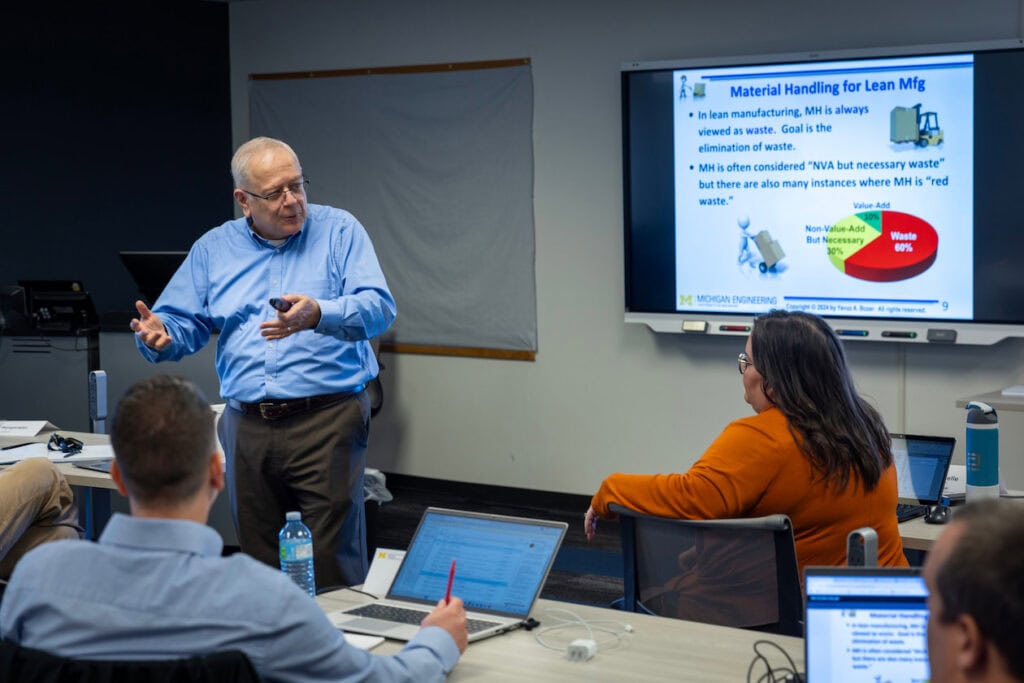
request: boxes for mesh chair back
[611,504,803,637]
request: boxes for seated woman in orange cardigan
[586,311,907,621]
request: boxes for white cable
[533,606,634,655]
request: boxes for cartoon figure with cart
[738,216,785,273]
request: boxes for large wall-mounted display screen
[623,39,1024,344]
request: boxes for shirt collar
[243,216,302,249]
[98,513,224,558]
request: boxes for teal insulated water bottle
[965,401,999,501]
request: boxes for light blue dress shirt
[137,204,396,403]
[0,514,460,683]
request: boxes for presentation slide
[672,54,974,320]
[894,450,944,500]
[808,606,930,682]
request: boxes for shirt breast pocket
[292,279,335,299]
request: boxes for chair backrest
[0,640,261,683]
[609,503,803,637]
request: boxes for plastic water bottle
[279,511,316,597]
[965,401,999,501]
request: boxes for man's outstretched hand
[130,300,171,350]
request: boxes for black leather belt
[227,392,353,421]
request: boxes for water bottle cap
[285,511,301,521]
[966,401,999,425]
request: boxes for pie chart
[826,211,938,282]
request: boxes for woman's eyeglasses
[737,352,754,374]
[47,433,84,456]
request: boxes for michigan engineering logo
[680,294,777,307]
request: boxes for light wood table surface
[897,516,944,552]
[955,390,1024,412]
[0,429,117,490]
[316,589,805,683]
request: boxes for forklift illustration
[890,104,943,147]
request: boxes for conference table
[897,515,945,551]
[0,429,116,488]
[316,589,805,682]
[4,428,949,552]
[0,429,237,543]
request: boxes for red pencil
[444,558,456,605]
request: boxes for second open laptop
[805,566,930,682]
[330,507,568,643]
[891,433,955,522]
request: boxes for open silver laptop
[805,566,929,682]
[892,433,955,521]
[331,507,568,642]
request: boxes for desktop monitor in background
[118,251,187,306]
[804,567,929,682]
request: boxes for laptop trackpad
[342,617,405,634]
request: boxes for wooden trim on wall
[251,58,530,81]
[379,342,535,361]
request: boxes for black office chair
[610,503,804,637]
[0,640,261,683]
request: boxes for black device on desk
[925,503,952,524]
[17,280,99,335]
[0,285,28,330]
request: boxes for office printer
[11,280,99,335]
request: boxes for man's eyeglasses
[737,352,754,374]
[47,433,84,456]
[241,177,309,203]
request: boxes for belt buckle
[258,401,287,420]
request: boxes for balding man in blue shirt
[129,137,396,588]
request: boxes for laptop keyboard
[347,603,503,634]
[896,503,928,522]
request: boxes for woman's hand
[584,505,600,542]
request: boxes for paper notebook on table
[343,633,384,651]
[0,421,59,437]
[0,443,114,466]
[329,507,567,643]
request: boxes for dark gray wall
[1,1,233,323]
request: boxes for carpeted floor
[369,473,625,608]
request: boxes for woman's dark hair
[750,310,891,492]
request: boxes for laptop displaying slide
[331,507,568,643]
[805,567,930,682]
[892,433,955,521]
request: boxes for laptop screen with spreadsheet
[386,508,566,618]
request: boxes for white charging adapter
[567,638,598,661]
